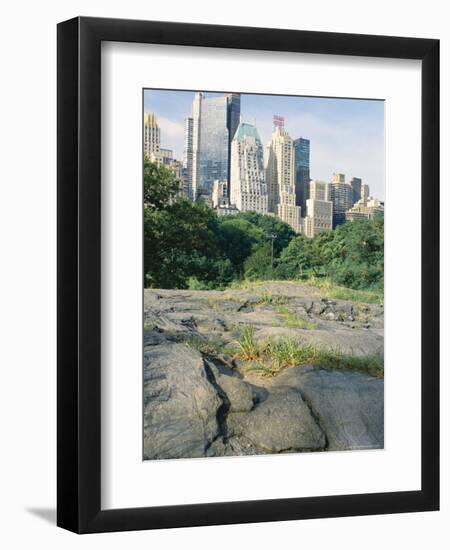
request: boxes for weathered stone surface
[143,343,222,459]
[206,435,261,457]
[227,388,326,453]
[144,283,384,356]
[273,366,384,451]
[142,283,384,459]
[207,362,254,413]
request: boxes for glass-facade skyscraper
[293,137,310,212]
[190,92,241,200]
[225,93,241,143]
[198,95,229,199]
[225,93,241,195]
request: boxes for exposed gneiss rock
[143,343,222,459]
[143,282,384,459]
[144,283,384,357]
[207,362,254,413]
[143,342,384,460]
[273,366,384,451]
[226,387,327,453]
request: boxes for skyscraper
[190,92,241,201]
[225,93,241,197]
[293,137,310,212]
[349,176,362,204]
[265,121,302,233]
[309,179,330,201]
[143,112,161,158]
[361,183,370,204]
[225,93,241,143]
[330,173,353,227]
[183,117,194,198]
[144,112,186,197]
[304,180,333,238]
[212,180,229,208]
[143,112,176,167]
[230,122,268,214]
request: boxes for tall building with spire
[143,112,161,158]
[230,122,268,213]
[144,112,183,194]
[265,119,302,233]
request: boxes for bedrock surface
[143,339,383,460]
[143,283,384,459]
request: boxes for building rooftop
[234,122,261,143]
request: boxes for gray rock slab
[143,343,222,459]
[273,366,384,451]
[227,388,326,453]
[210,367,254,413]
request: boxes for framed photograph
[57,17,439,533]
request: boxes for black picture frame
[57,16,439,533]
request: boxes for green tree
[274,235,312,279]
[273,219,383,290]
[327,219,384,289]
[309,230,335,275]
[143,160,233,289]
[143,157,181,209]
[214,217,264,273]
[235,212,296,255]
[244,242,273,280]
[144,195,225,288]
[142,158,383,291]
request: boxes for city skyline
[143,89,385,201]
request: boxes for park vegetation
[185,326,384,379]
[144,159,384,294]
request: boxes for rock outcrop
[143,282,384,459]
[143,343,222,459]
[273,366,384,451]
[143,345,383,459]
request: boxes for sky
[144,89,385,201]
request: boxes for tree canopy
[143,157,181,209]
[274,219,384,290]
[143,160,384,291]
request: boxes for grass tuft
[234,325,260,361]
[185,335,227,356]
[233,328,383,378]
[303,277,383,305]
[254,290,287,306]
[274,305,316,329]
